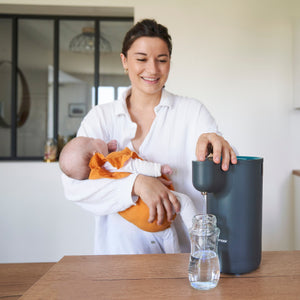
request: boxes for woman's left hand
[196,133,237,171]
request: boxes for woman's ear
[120,53,128,70]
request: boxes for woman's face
[120,37,171,98]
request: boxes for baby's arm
[108,158,173,178]
[124,159,162,176]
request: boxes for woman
[61,19,237,255]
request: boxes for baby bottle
[188,214,220,290]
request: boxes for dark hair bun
[122,19,172,57]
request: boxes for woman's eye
[137,59,146,62]
[159,60,167,63]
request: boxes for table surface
[0,262,55,300]
[1,251,300,299]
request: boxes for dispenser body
[192,157,263,274]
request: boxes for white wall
[0,162,94,263]
[293,173,300,250]
[1,0,300,262]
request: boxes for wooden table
[1,251,300,299]
[0,262,55,300]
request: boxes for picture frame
[68,103,86,118]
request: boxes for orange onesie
[88,147,175,232]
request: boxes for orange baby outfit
[88,147,175,232]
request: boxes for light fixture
[69,27,112,54]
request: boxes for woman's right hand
[132,175,181,225]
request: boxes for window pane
[98,20,132,103]
[117,86,128,99]
[93,86,114,104]
[58,20,95,152]
[17,19,54,157]
[0,18,12,157]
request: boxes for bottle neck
[190,214,219,236]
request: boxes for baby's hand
[161,164,173,175]
[107,140,117,153]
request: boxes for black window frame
[0,13,133,161]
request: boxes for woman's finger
[168,192,180,213]
[163,197,174,222]
[148,205,156,223]
[156,202,165,225]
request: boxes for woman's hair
[121,19,172,57]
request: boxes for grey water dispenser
[192,156,263,274]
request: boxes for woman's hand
[132,175,180,225]
[196,133,237,171]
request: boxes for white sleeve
[61,172,138,216]
[121,158,162,177]
[172,191,199,230]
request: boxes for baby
[59,136,199,252]
[59,136,173,181]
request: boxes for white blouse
[61,87,220,254]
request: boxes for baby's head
[59,136,109,180]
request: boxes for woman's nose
[146,60,158,74]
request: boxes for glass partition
[0,15,133,160]
[17,19,54,157]
[58,20,96,152]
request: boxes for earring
[124,68,128,74]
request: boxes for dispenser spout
[201,191,208,215]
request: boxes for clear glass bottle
[188,214,220,290]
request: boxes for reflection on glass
[92,86,114,105]
[58,20,95,153]
[0,18,12,157]
[117,86,128,99]
[18,19,54,157]
[69,26,112,54]
[98,20,132,104]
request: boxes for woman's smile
[141,76,160,83]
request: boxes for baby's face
[92,139,109,156]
